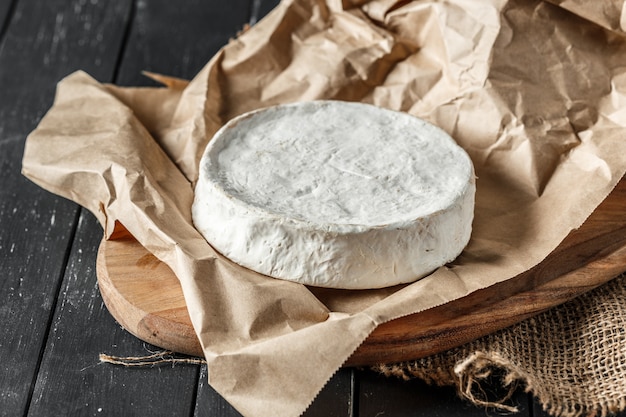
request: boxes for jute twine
[99,350,205,367]
[374,273,626,417]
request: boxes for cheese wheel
[192,101,475,289]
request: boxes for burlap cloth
[374,272,626,417]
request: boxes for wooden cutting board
[96,179,626,366]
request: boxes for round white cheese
[192,100,475,289]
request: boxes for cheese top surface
[203,101,472,229]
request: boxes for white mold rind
[192,101,475,289]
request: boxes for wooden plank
[194,365,246,417]
[194,366,354,417]
[0,0,133,415]
[28,212,201,416]
[0,139,79,416]
[250,0,281,25]
[0,0,16,41]
[357,368,529,417]
[0,0,133,143]
[303,369,354,417]
[115,0,252,87]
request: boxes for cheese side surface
[192,100,475,289]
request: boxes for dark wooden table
[1,1,623,416]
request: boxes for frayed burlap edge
[374,273,626,417]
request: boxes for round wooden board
[97,180,626,366]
